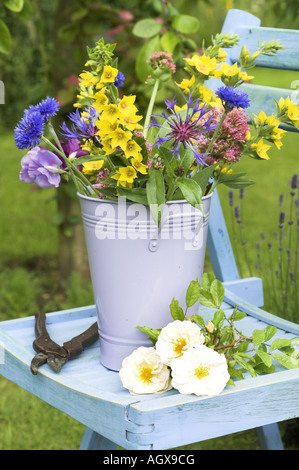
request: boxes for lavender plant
[228,174,299,322]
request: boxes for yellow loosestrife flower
[79,72,99,87]
[112,166,137,186]
[131,158,148,174]
[82,160,104,175]
[109,128,132,151]
[118,95,138,116]
[101,104,120,122]
[118,113,143,131]
[251,138,271,160]
[176,75,195,93]
[185,54,218,76]
[100,65,118,83]
[124,140,142,160]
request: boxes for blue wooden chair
[0,9,299,450]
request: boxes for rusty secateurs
[30,311,99,375]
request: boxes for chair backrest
[207,9,299,282]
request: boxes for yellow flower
[131,158,148,174]
[82,160,104,175]
[185,54,218,76]
[118,113,143,131]
[101,138,114,155]
[176,75,195,94]
[124,140,142,160]
[79,71,99,87]
[118,95,138,116]
[112,166,137,186]
[198,84,214,103]
[213,62,254,84]
[251,138,271,160]
[109,128,132,150]
[100,65,118,83]
[93,90,109,112]
[95,118,118,137]
[253,111,280,127]
[101,104,120,122]
[271,126,286,149]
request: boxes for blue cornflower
[14,109,45,149]
[60,106,99,142]
[35,97,60,120]
[114,71,125,88]
[149,94,217,165]
[216,86,250,109]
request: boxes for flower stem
[143,78,160,140]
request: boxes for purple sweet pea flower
[20,146,62,189]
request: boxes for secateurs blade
[30,311,98,375]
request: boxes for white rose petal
[155,320,205,366]
[119,346,172,395]
[171,344,230,396]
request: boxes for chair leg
[79,427,118,450]
[256,423,284,450]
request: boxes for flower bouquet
[13,32,299,375]
[120,273,299,396]
[14,35,299,227]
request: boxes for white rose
[155,320,205,366]
[171,344,230,396]
[119,347,172,394]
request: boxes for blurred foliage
[0,0,298,130]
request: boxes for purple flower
[60,106,99,143]
[19,146,62,189]
[216,86,250,109]
[114,71,125,88]
[55,138,88,170]
[149,94,217,165]
[14,110,45,149]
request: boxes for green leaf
[264,325,277,342]
[172,14,200,34]
[190,314,205,328]
[170,298,185,321]
[210,279,225,307]
[186,279,201,307]
[228,367,244,380]
[0,19,12,54]
[146,166,165,227]
[230,311,247,321]
[175,177,203,208]
[136,34,161,82]
[271,353,299,369]
[255,350,273,368]
[234,355,257,377]
[160,31,180,53]
[192,163,218,193]
[132,19,162,38]
[201,272,216,290]
[269,338,291,352]
[199,289,217,308]
[218,172,255,189]
[117,187,148,205]
[290,337,299,347]
[137,326,161,345]
[17,0,33,21]
[212,309,224,328]
[3,0,24,12]
[252,329,265,347]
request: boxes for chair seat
[1,287,299,450]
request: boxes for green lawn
[0,65,298,450]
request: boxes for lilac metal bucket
[78,193,213,371]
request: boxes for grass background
[0,66,298,450]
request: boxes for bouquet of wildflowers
[119,273,299,396]
[14,35,299,228]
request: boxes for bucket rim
[77,190,214,205]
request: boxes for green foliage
[138,273,299,383]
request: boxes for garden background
[0,0,298,450]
